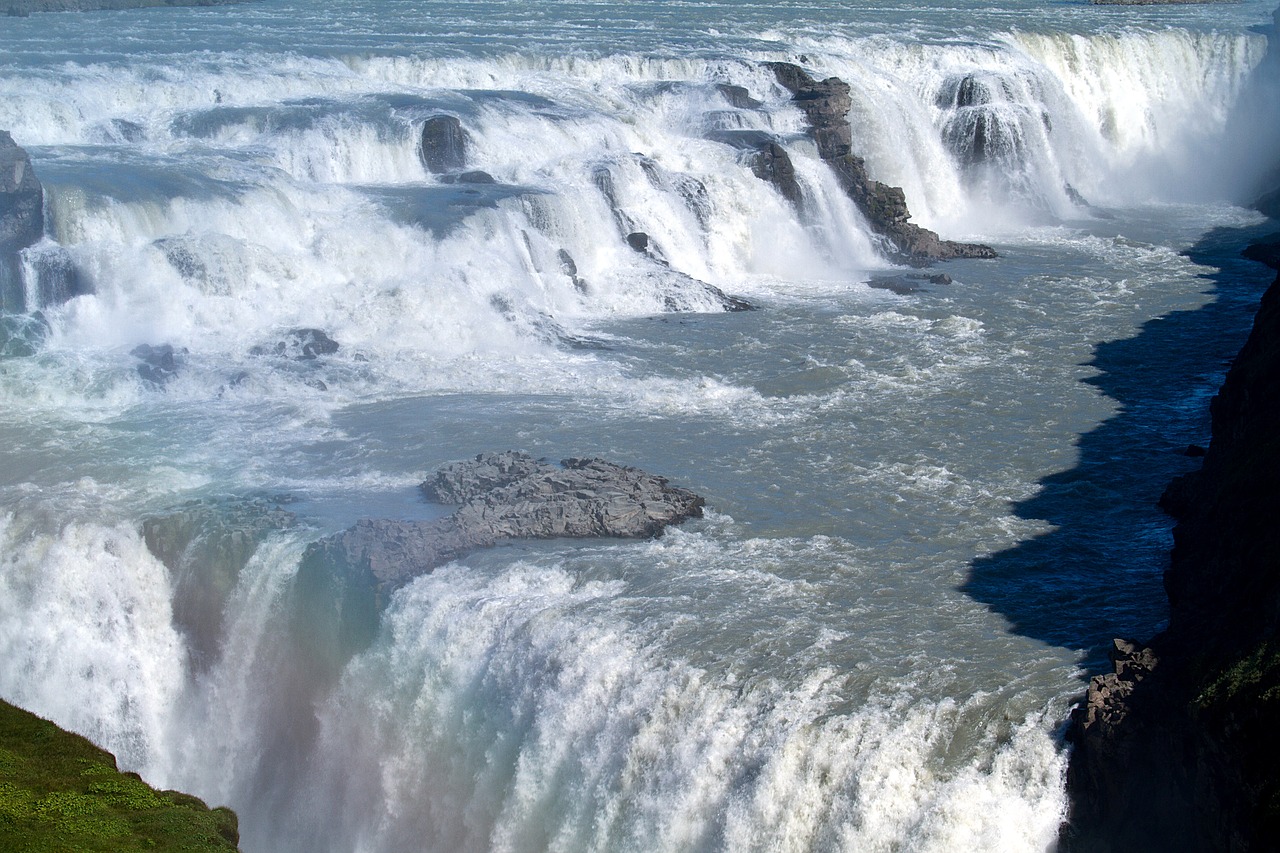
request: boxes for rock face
[763,63,997,263]
[748,141,804,209]
[0,131,42,251]
[1064,245,1280,851]
[1,130,45,312]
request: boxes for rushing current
[2,0,1279,850]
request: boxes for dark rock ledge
[763,63,997,263]
[1063,240,1280,852]
[3,0,244,15]
[293,452,704,653]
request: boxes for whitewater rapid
[1,1,1278,850]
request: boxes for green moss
[0,699,239,851]
[1195,641,1280,712]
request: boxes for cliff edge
[1063,246,1280,851]
[0,698,240,850]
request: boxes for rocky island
[301,451,704,607]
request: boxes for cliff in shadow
[1060,239,1280,852]
[962,225,1274,661]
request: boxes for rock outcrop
[1064,241,1280,851]
[307,452,704,596]
[1,130,44,312]
[293,452,705,658]
[763,63,997,263]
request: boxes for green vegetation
[0,699,238,852]
[1196,641,1280,711]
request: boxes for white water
[1,1,1278,850]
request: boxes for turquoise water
[1,1,1278,850]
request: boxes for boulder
[715,83,762,110]
[419,115,468,174]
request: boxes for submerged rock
[0,311,50,357]
[762,63,997,263]
[132,342,186,386]
[249,327,339,360]
[438,170,496,185]
[867,272,954,294]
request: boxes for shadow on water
[961,223,1279,674]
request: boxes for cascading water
[1,1,1278,850]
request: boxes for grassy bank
[0,698,239,852]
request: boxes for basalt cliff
[1063,242,1280,851]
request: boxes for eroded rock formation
[763,63,997,263]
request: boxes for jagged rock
[0,131,43,253]
[763,63,997,263]
[748,141,803,209]
[420,115,468,174]
[557,248,587,293]
[1,130,45,312]
[300,452,706,613]
[249,327,339,360]
[421,450,554,504]
[1075,639,1159,732]
[715,83,762,110]
[132,343,186,386]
